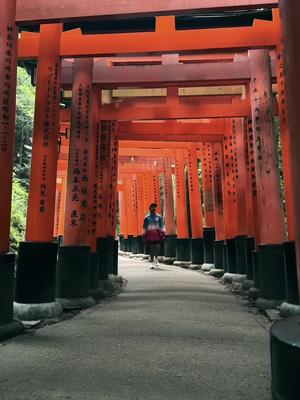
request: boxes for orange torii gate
[1,1,298,355]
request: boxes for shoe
[150,263,155,269]
[154,258,159,267]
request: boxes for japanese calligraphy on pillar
[246,120,257,198]
[109,122,119,235]
[0,5,18,252]
[213,147,223,211]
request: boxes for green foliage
[14,66,35,189]
[10,179,28,253]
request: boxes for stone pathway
[0,257,271,400]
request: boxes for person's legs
[148,243,155,268]
[154,243,160,265]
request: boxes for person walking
[143,203,165,269]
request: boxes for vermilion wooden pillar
[162,158,176,235]
[211,142,226,271]
[276,28,295,241]
[0,0,18,255]
[57,58,95,308]
[54,179,62,238]
[249,49,286,303]
[136,173,145,236]
[88,88,101,252]
[108,127,119,239]
[0,0,24,337]
[201,143,215,228]
[57,175,67,237]
[15,24,63,317]
[131,175,140,254]
[222,121,238,274]
[152,167,161,215]
[187,143,204,268]
[174,149,191,265]
[280,0,300,299]
[63,58,93,245]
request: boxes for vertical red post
[232,118,248,236]
[201,143,215,227]
[63,59,93,246]
[25,24,62,242]
[162,158,176,235]
[249,49,286,302]
[276,43,295,240]
[152,167,162,215]
[175,149,189,239]
[280,0,300,297]
[249,50,285,245]
[107,123,119,239]
[88,88,101,252]
[0,0,18,254]
[187,144,203,239]
[211,143,225,242]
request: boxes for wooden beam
[16,1,278,24]
[18,14,280,58]
[59,60,277,87]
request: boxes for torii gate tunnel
[1,1,300,398]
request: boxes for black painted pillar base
[163,234,177,264]
[201,227,215,271]
[137,235,145,255]
[97,237,113,280]
[246,237,255,280]
[157,240,165,261]
[119,235,125,251]
[127,235,133,253]
[132,237,139,255]
[221,239,238,284]
[279,241,300,317]
[14,241,62,320]
[174,238,191,267]
[89,252,105,300]
[248,250,261,299]
[235,235,248,275]
[189,238,204,269]
[56,245,95,309]
[209,240,225,278]
[0,253,24,340]
[270,316,300,400]
[112,240,119,275]
[222,242,228,273]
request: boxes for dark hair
[149,203,157,208]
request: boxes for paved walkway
[0,257,271,400]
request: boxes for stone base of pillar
[189,264,202,270]
[162,257,176,265]
[0,253,24,340]
[190,238,204,266]
[258,244,286,301]
[279,302,300,318]
[248,287,261,299]
[222,272,236,284]
[157,256,164,262]
[203,227,215,265]
[57,296,95,310]
[57,245,94,309]
[270,317,300,400]
[143,254,149,260]
[15,241,58,304]
[214,240,225,269]
[255,297,284,310]
[235,235,248,274]
[209,269,224,278]
[175,238,191,265]
[14,301,62,321]
[283,241,299,306]
[231,274,248,291]
[164,235,177,259]
[225,238,237,274]
[248,250,261,299]
[174,261,191,268]
[201,263,215,271]
[242,279,254,291]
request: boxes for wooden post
[201,143,215,227]
[25,24,62,242]
[187,143,203,238]
[175,149,189,239]
[0,0,18,254]
[162,158,176,235]
[63,58,93,246]
[249,49,285,244]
